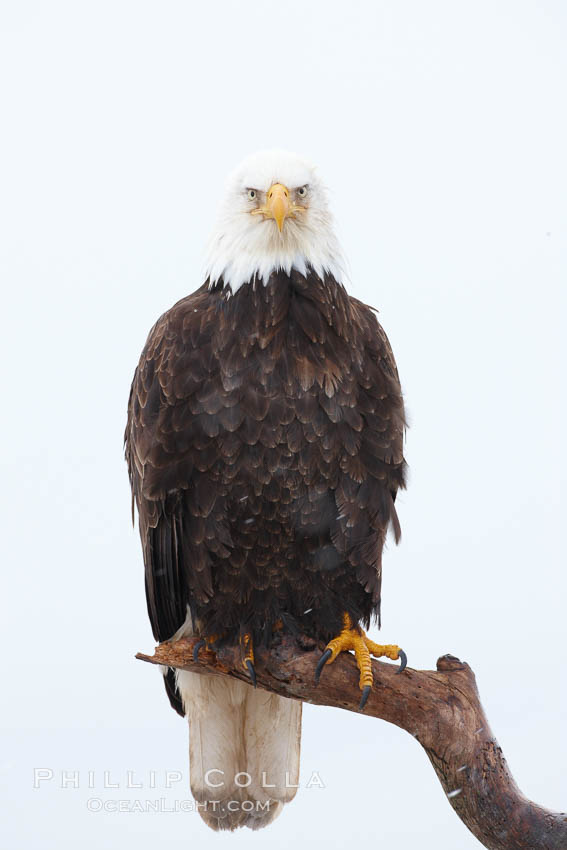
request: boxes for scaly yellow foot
[315,613,407,710]
[193,629,257,687]
[192,633,223,661]
[240,630,256,687]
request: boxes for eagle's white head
[204,150,347,294]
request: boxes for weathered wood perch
[137,635,566,849]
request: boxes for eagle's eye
[247,189,257,201]
[297,186,308,198]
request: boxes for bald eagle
[125,150,407,830]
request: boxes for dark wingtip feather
[162,667,185,717]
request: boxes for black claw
[397,649,407,674]
[359,685,371,711]
[315,648,332,683]
[193,640,206,662]
[245,659,257,688]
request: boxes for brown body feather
[125,268,406,712]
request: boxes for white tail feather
[176,669,302,831]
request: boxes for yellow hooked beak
[250,182,305,232]
[265,183,290,232]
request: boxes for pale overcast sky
[1,2,565,848]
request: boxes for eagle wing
[330,295,406,621]
[125,285,218,648]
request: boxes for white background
[1,2,565,848]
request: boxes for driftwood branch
[137,635,566,849]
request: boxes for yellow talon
[194,629,259,688]
[364,635,402,662]
[240,631,254,667]
[315,613,406,710]
[192,632,223,661]
[240,631,257,687]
